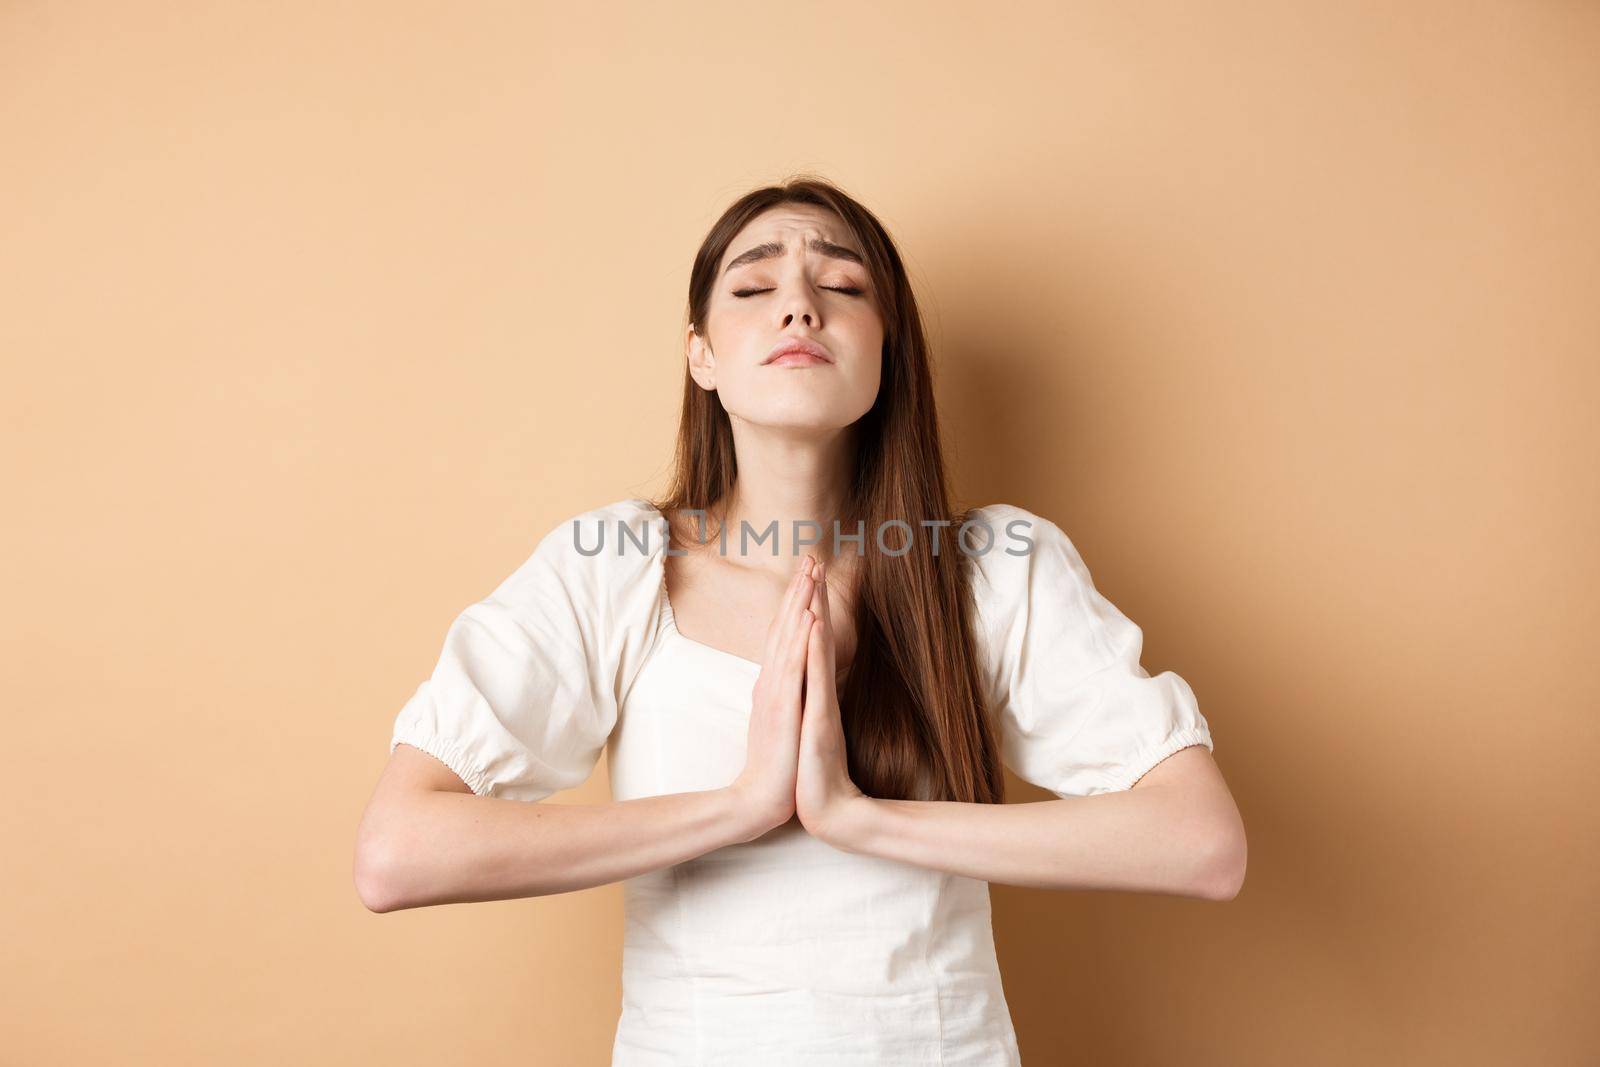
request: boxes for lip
[761,338,835,367]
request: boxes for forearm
[360,786,762,911]
[828,784,1240,898]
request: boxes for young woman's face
[689,203,884,433]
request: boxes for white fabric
[390,497,1214,1065]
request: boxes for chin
[744,406,858,433]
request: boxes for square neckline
[638,498,851,679]
[656,578,765,673]
[638,499,767,673]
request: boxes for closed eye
[732,286,864,298]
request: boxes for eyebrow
[721,236,866,275]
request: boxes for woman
[355,176,1247,1064]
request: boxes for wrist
[820,792,878,853]
[721,784,784,844]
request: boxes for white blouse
[389,497,1214,1065]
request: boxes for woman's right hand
[728,554,818,840]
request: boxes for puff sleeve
[389,499,666,802]
[967,504,1213,797]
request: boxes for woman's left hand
[794,560,869,845]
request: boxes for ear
[685,324,717,391]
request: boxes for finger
[772,555,814,649]
[802,562,827,659]
[761,555,815,667]
[775,569,817,683]
[774,556,816,665]
[800,567,826,666]
[786,608,816,688]
[804,609,828,708]
[814,560,837,675]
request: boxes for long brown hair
[648,174,1006,805]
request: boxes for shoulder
[495,497,667,606]
[481,497,669,683]
[962,502,1054,544]
[960,502,1097,626]
[537,496,666,560]
[961,502,1071,583]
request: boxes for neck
[717,422,857,568]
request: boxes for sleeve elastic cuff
[1112,726,1215,792]
[389,728,495,797]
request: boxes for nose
[778,278,821,330]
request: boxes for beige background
[4,2,1596,1064]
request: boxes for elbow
[353,829,410,914]
[1192,813,1248,902]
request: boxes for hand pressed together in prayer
[729,553,867,846]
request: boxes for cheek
[828,345,883,420]
[850,324,885,384]
[849,355,883,407]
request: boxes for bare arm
[818,744,1247,900]
[355,555,823,913]
[353,744,774,912]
